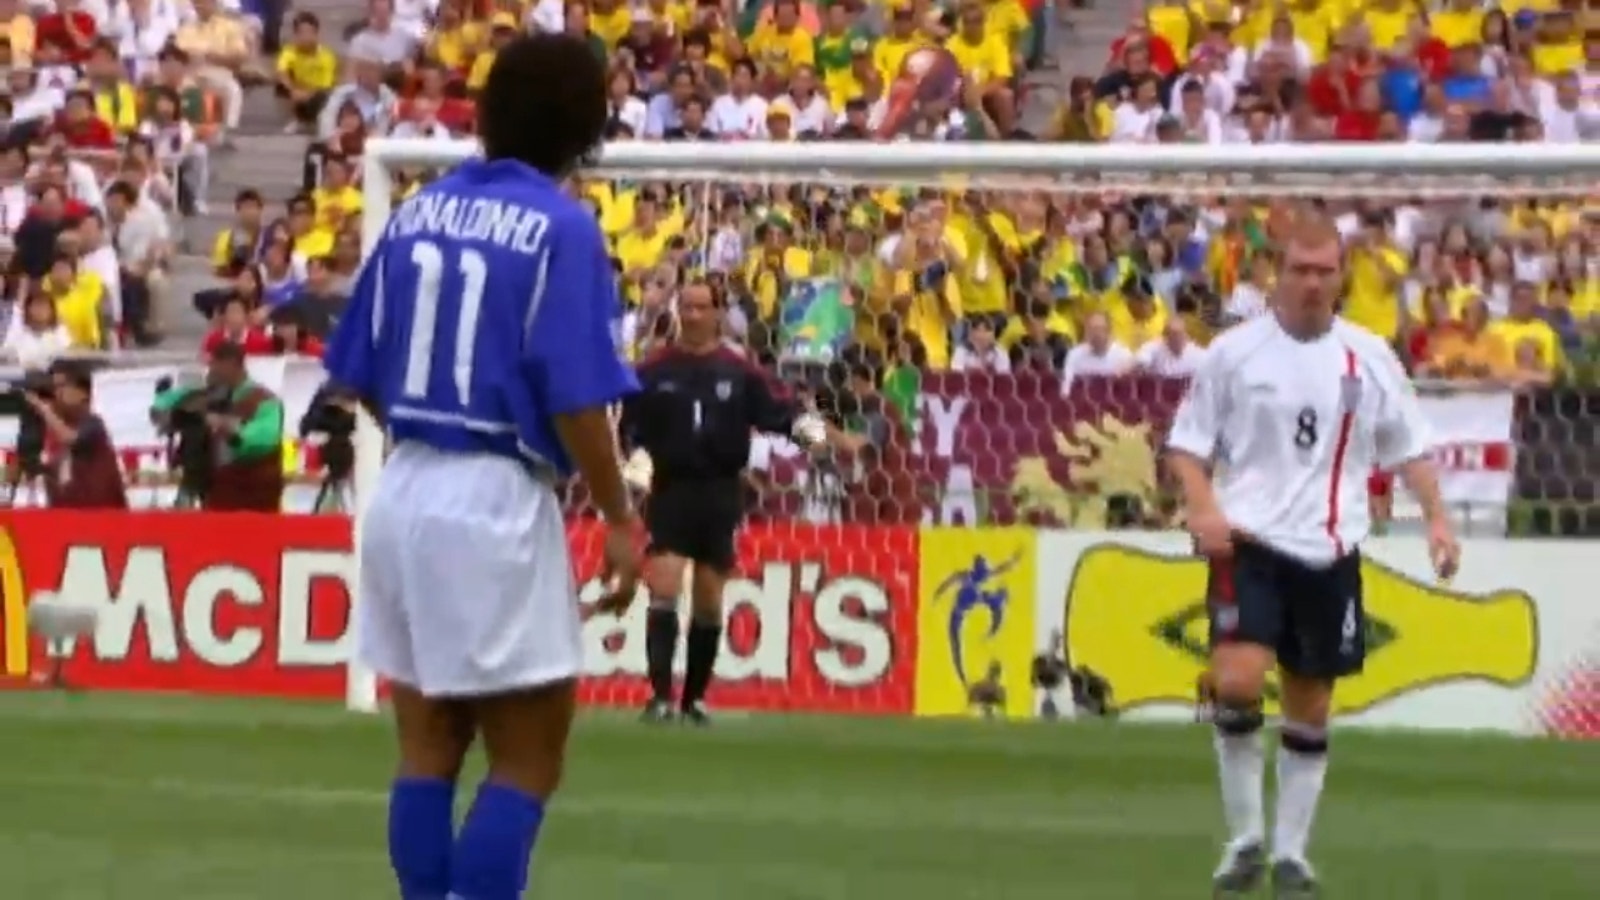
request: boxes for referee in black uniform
[617,280,830,724]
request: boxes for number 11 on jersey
[403,240,489,407]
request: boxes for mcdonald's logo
[0,526,28,678]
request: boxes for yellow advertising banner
[1059,542,1537,717]
[914,528,1036,718]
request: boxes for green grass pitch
[1,692,1595,899]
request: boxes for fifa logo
[934,552,1020,718]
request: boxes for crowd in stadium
[0,0,1592,388]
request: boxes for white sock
[1273,721,1329,865]
[1214,727,1266,846]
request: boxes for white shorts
[357,443,582,698]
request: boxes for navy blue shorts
[1206,538,1366,680]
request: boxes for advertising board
[0,510,1592,736]
[1030,534,1595,737]
[0,512,918,715]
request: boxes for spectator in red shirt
[56,90,116,151]
[1404,23,1452,82]
[406,63,475,134]
[1108,20,1178,77]
[33,0,98,65]
[202,295,275,357]
[1334,79,1384,140]
[1307,46,1364,118]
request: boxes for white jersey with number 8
[1166,315,1432,567]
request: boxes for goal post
[346,140,1598,714]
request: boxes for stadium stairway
[165,0,1135,348]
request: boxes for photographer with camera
[150,342,285,512]
[15,360,127,509]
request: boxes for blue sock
[388,777,457,900]
[450,781,546,900]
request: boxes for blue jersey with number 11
[324,159,638,477]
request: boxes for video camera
[299,382,357,482]
[0,370,55,477]
[151,376,232,498]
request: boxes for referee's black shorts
[644,478,742,572]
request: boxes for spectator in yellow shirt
[815,3,865,104]
[616,193,675,304]
[873,3,924,87]
[1529,10,1582,76]
[1144,0,1192,61]
[467,15,519,93]
[950,194,1016,322]
[742,217,815,319]
[890,251,961,369]
[1488,281,1563,372]
[588,0,632,47]
[1107,278,1168,350]
[1431,0,1485,49]
[85,40,138,136]
[210,189,268,275]
[1284,0,1341,63]
[1422,298,1514,381]
[748,0,816,85]
[1362,0,1414,51]
[1506,337,1556,388]
[311,155,363,232]
[424,0,483,77]
[286,193,336,264]
[275,12,337,133]
[1342,213,1408,341]
[45,253,105,350]
[946,0,1016,134]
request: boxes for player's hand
[593,517,642,616]
[1187,505,1234,558]
[1427,517,1460,583]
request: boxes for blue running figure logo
[934,552,1023,686]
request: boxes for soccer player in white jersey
[1165,217,1461,899]
[323,35,641,900]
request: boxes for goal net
[349,140,1599,729]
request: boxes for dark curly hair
[478,33,608,177]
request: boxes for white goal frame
[344,140,1599,712]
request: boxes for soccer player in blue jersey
[322,34,641,900]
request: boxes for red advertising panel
[568,520,917,714]
[0,511,355,697]
[0,512,917,714]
